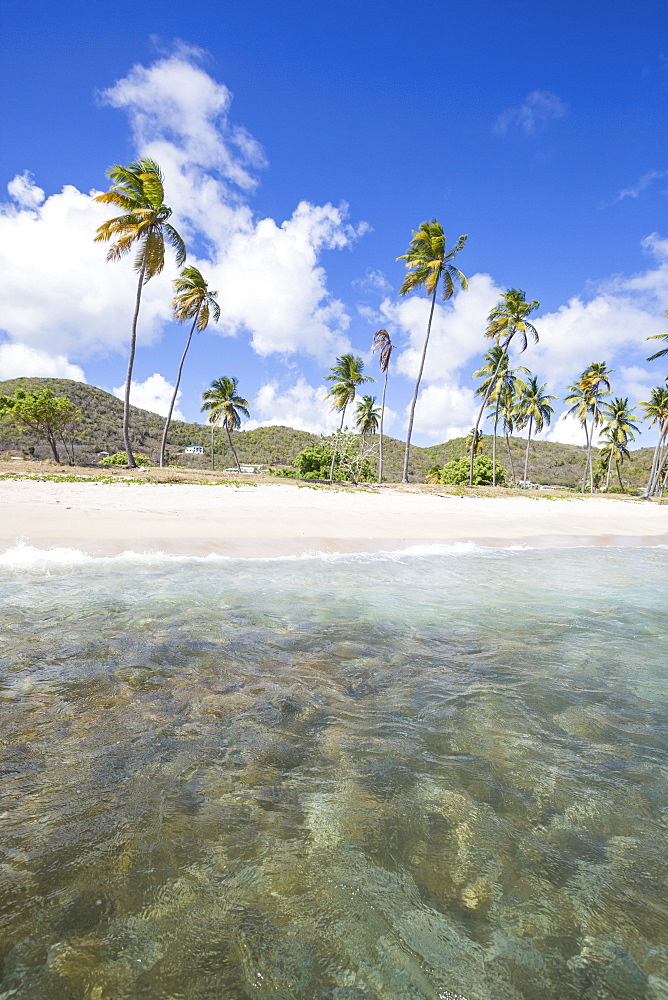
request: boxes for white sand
[0,479,665,556]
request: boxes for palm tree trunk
[469,349,509,486]
[378,370,388,484]
[226,425,241,472]
[643,430,662,498]
[492,394,501,487]
[329,405,347,484]
[211,423,215,471]
[589,416,597,493]
[616,460,623,489]
[123,258,147,469]
[581,422,590,492]
[403,284,437,484]
[523,417,533,485]
[505,432,516,485]
[605,447,614,491]
[160,307,200,468]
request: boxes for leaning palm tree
[94,158,186,468]
[201,377,250,473]
[469,289,539,485]
[599,397,639,491]
[355,395,380,435]
[397,221,468,483]
[515,376,555,485]
[473,347,529,486]
[371,329,393,483]
[323,354,373,483]
[499,387,519,485]
[639,386,668,498]
[160,267,220,468]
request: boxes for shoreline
[0,479,665,558]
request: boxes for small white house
[185,446,205,455]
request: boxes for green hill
[0,377,655,488]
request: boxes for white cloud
[0,48,363,380]
[613,169,667,203]
[494,90,567,135]
[544,411,590,446]
[211,202,362,360]
[0,342,86,382]
[7,171,45,209]
[245,377,395,436]
[0,181,173,358]
[383,273,502,384]
[113,373,183,419]
[411,381,478,442]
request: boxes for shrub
[99,451,153,467]
[439,455,505,486]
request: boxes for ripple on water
[0,546,667,999]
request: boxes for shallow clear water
[0,544,667,1000]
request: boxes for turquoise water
[0,544,667,1000]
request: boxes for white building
[185,446,205,455]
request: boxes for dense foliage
[438,455,506,486]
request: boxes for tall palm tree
[599,397,639,491]
[564,363,612,492]
[639,386,668,498]
[499,387,519,485]
[397,221,468,483]
[323,354,373,483]
[473,347,529,486]
[515,376,555,485]
[94,158,186,468]
[201,377,250,473]
[469,289,539,485]
[355,395,380,435]
[160,267,220,468]
[371,329,393,484]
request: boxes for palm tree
[473,347,529,486]
[94,158,186,468]
[639,386,668,498]
[515,376,555,485]
[323,354,373,483]
[397,221,468,483]
[160,267,220,468]
[599,397,639,490]
[371,329,393,483]
[201,377,250,472]
[564,363,612,492]
[469,289,539,485]
[355,395,380,435]
[499,386,519,485]
[647,312,668,371]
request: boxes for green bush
[439,455,505,486]
[98,451,154,467]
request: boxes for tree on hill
[160,266,220,468]
[599,397,639,491]
[94,158,186,469]
[323,354,373,483]
[469,289,539,486]
[201,377,250,472]
[515,376,556,485]
[473,346,529,486]
[565,363,612,492]
[0,389,81,463]
[397,221,468,483]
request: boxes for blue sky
[1,0,667,446]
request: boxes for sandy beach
[0,479,665,556]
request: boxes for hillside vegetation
[0,377,655,487]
